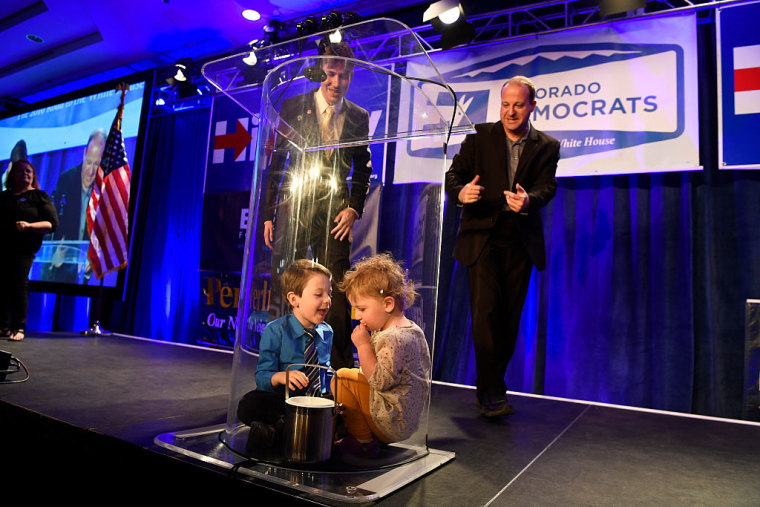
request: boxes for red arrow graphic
[214,120,252,160]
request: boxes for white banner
[395,14,700,181]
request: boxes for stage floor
[2,332,760,504]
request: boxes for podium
[32,240,89,284]
[155,18,475,502]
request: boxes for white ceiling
[1,0,426,105]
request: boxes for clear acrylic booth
[155,18,474,503]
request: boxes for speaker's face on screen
[81,139,103,191]
[320,60,352,105]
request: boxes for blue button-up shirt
[255,314,333,394]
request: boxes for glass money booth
[160,18,475,501]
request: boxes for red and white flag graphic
[734,44,760,115]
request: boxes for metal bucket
[283,364,338,464]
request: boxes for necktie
[321,105,336,159]
[303,328,321,395]
[508,139,523,190]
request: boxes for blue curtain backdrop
[432,21,760,419]
[114,107,209,344]
[111,20,758,420]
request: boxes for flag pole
[82,276,111,336]
[81,82,129,336]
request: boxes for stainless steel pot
[283,364,339,464]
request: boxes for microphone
[303,65,327,82]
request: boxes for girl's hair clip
[379,289,384,294]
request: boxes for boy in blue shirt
[237,259,334,452]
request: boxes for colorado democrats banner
[396,14,700,180]
[718,1,760,169]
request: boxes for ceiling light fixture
[438,7,461,24]
[164,59,194,86]
[263,20,284,45]
[329,29,342,44]
[341,12,361,25]
[423,0,475,50]
[173,64,187,82]
[242,9,261,21]
[242,51,258,66]
[297,16,319,36]
[320,10,342,31]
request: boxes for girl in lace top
[332,253,431,458]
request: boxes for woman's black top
[0,189,59,255]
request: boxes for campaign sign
[200,89,261,347]
[718,1,760,169]
[205,88,261,193]
[396,14,700,180]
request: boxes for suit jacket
[51,164,87,241]
[263,90,372,223]
[445,122,559,270]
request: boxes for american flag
[87,86,131,279]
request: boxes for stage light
[242,9,261,21]
[173,64,187,82]
[329,29,342,44]
[439,7,461,24]
[423,0,461,23]
[263,20,284,45]
[242,51,257,66]
[165,59,193,86]
[423,0,475,50]
[297,16,319,36]
[161,59,203,100]
[155,97,166,106]
[320,10,342,31]
[341,12,361,25]
[264,21,284,33]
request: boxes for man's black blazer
[51,164,86,241]
[264,90,372,223]
[445,121,559,270]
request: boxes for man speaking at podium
[46,129,107,283]
[263,41,372,370]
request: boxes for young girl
[332,253,431,458]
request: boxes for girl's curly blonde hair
[339,253,418,311]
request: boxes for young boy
[237,259,334,452]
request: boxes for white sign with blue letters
[395,14,700,181]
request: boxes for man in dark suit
[47,129,106,282]
[445,76,559,417]
[52,129,106,242]
[263,42,372,371]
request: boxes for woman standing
[0,160,58,341]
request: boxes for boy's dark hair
[281,259,332,307]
